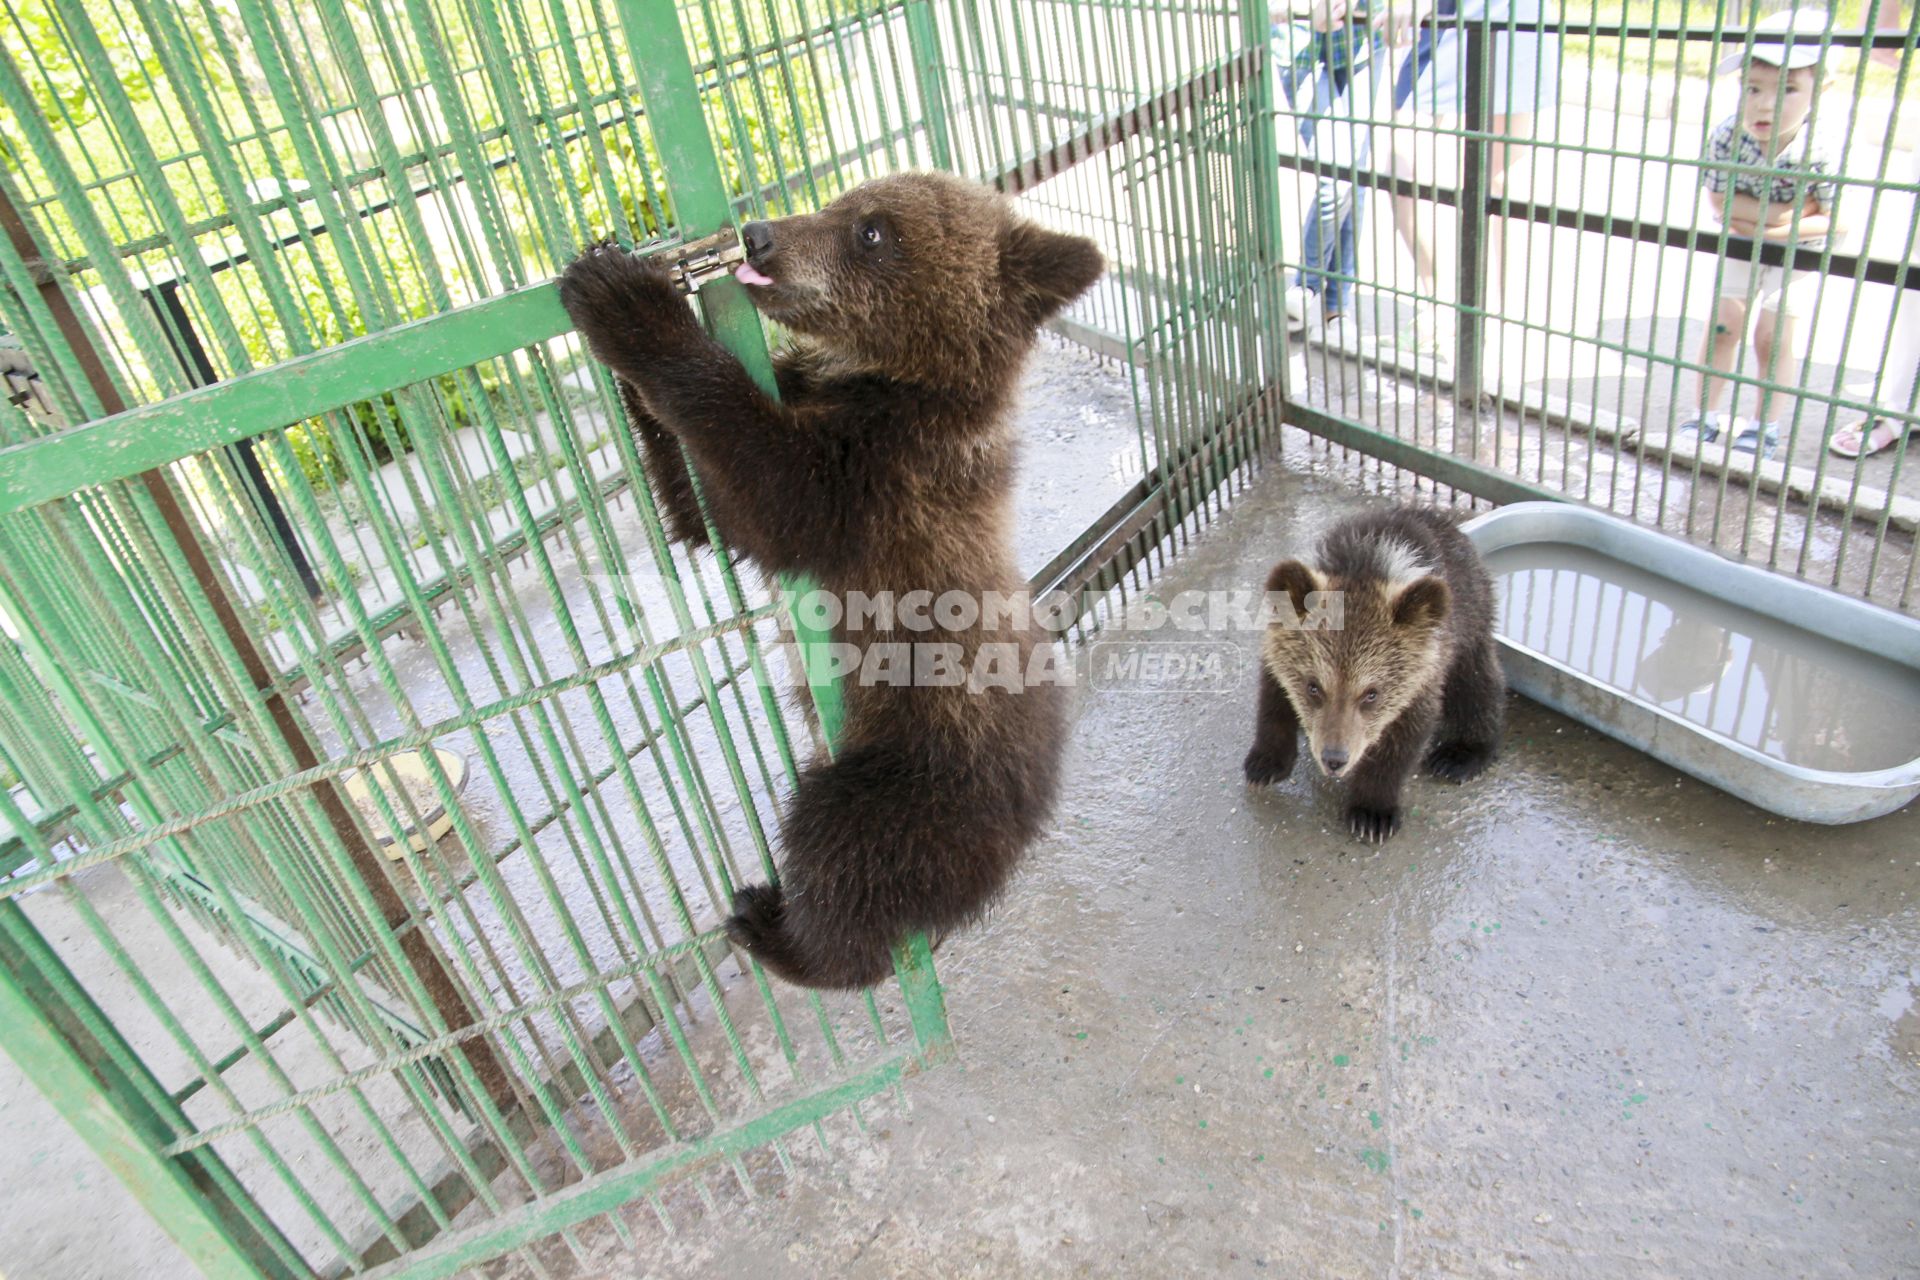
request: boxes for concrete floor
[5,425,1918,1280]
[621,447,1920,1279]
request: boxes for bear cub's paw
[724,883,784,952]
[1345,801,1403,844]
[1243,741,1298,786]
[556,245,695,366]
[1426,741,1495,783]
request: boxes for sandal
[1828,417,1906,459]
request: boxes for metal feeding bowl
[341,746,471,858]
[1463,502,1920,825]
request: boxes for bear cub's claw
[1243,742,1297,786]
[1345,802,1402,844]
[1426,742,1495,783]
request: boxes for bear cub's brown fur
[558,172,1104,988]
[1244,506,1505,843]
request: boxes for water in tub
[1486,543,1920,773]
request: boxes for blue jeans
[1279,33,1387,317]
[1298,179,1363,318]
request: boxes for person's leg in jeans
[1294,56,1343,310]
[1298,177,1337,301]
[1323,36,1385,321]
[1326,183,1365,320]
[1275,39,1321,326]
[1308,33,1384,322]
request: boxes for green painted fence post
[611,0,846,747]
[1454,13,1493,408]
[0,901,305,1280]
[607,0,947,1045]
[1243,0,1293,403]
[905,1,955,170]
[893,932,954,1065]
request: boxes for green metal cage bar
[1270,0,1917,609]
[0,0,1287,1274]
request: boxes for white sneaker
[1391,302,1454,360]
[1673,412,1754,455]
[1284,286,1311,333]
[1674,410,1726,444]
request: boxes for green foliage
[681,0,834,213]
[286,418,344,485]
[8,0,839,494]
[1560,0,1907,99]
[0,0,178,170]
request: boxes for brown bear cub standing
[1244,506,1505,843]
[557,173,1104,988]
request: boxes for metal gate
[1272,0,1918,613]
[0,0,1283,1275]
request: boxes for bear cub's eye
[1305,680,1322,701]
[1361,688,1379,706]
[858,221,884,249]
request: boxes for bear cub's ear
[1002,219,1106,326]
[1266,559,1324,620]
[1391,575,1451,630]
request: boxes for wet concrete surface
[5,370,1918,1278]
[622,444,1920,1279]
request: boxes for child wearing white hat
[1677,8,1840,461]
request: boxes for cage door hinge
[663,228,748,295]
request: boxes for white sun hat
[1715,7,1835,75]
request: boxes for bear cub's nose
[742,221,775,261]
[1321,747,1349,774]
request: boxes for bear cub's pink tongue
[735,262,775,287]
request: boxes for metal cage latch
[663,228,749,295]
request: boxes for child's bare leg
[1872,0,1907,68]
[1389,125,1438,292]
[1752,305,1800,424]
[1484,119,1525,312]
[1698,295,1748,417]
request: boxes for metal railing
[1273,1,1918,612]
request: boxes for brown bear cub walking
[1244,506,1505,843]
[557,173,1104,988]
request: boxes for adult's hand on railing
[1310,0,1356,32]
[1377,0,1437,46]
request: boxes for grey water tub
[1461,502,1920,824]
